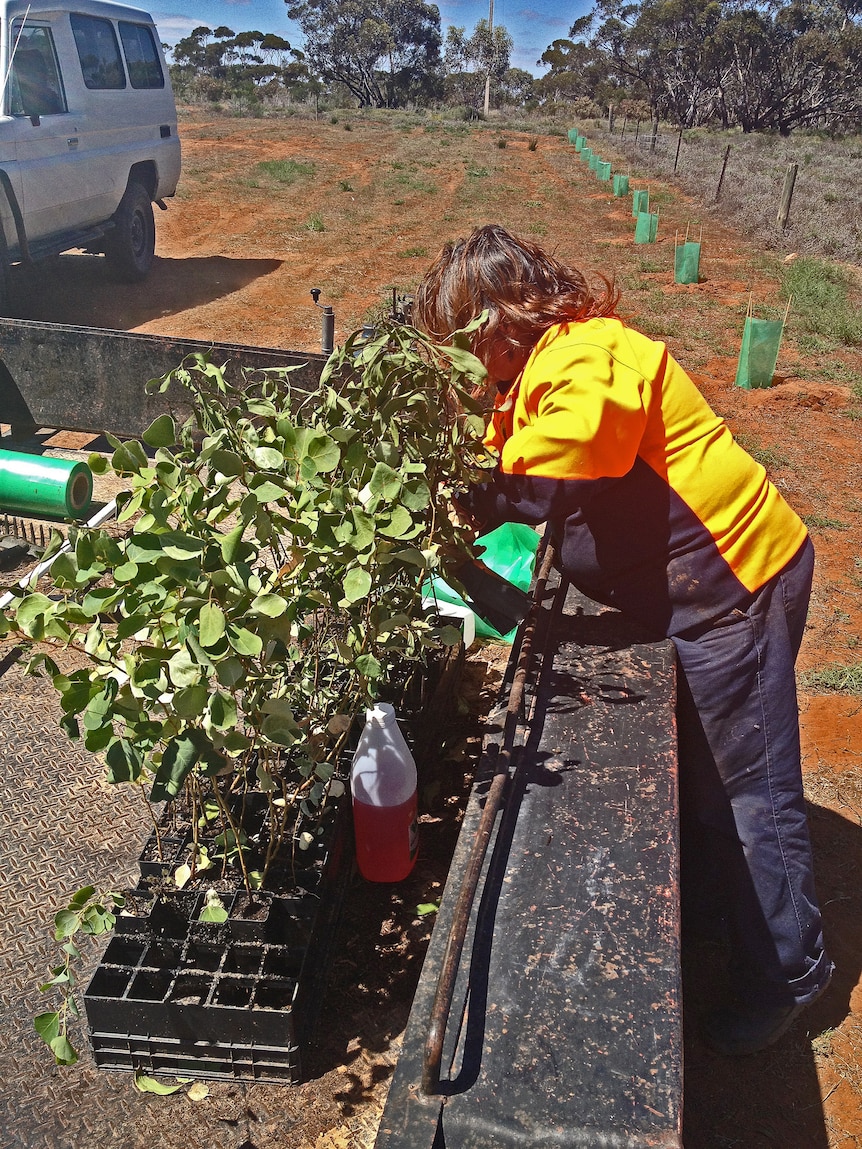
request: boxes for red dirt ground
[5,107,862,1148]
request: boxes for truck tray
[0,318,326,438]
[376,577,681,1148]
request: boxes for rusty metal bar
[421,535,557,1096]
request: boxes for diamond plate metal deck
[0,642,344,1149]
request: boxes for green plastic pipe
[0,449,93,518]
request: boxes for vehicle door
[5,18,87,244]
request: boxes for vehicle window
[9,25,67,116]
[118,21,164,89]
[70,13,125,89]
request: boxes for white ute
[0,0,181,307]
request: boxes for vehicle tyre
[105,180,155,282]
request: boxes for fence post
[635,120,641,144]
[714,144,731,202]
[608,105,615,134]
[621,115,628,138]
[673,126,683,174]
[650,119,659,153]
[777,162,798,231]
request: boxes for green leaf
[369,461,402,500]
[209,449,243,477]
[50,1034,79,1066]
[355,653,382,678]
[198,903,228,922]
[379,505,418,539]
[34,1012,61,1045]
[105,739,143,783]
[143,414,177,447]
[250,592,287,618]
[252,445,285,469]
[401,479,431,511]
[389,547,427,568]
[348,508,375,551]
[343,568,372,603]
[304,433,341,473]
[15,593,55,637]
[251,480,287,503]
[150,729,213,803]
[219,523,245,564]
[173,684,209,719]
[207,691,238,730]
[198,602,226,647]
[417,902,439,917]
[69,886,97,907]
[260,698,301,745]
[87,452,109,475]
[227,627,263,657]
[53,909,80,940]
[160,531,205,560]
[111,439,149,474]
[114,561,140,583]
[134,1072,184,1095]
[167,646,202,688]
[215,656,246,688]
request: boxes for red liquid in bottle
[352,793,418,882]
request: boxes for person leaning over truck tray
[414,223,833,1058]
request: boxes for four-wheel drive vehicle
[0,0,181,307]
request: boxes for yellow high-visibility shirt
[464,317,807,636]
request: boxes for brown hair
[414,223,619,364]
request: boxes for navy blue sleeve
[457,467,601,531]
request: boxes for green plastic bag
[632,189,649,219]
[634,210,658,244]
[422,522,541,643]
[734,316,785,390]
[598,161,612,181]
[613,173,629,196]
[674,241,701,285]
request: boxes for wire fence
[582,118,862,266]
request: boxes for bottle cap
[366,702,396,726]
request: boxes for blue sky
[150,0,585,76]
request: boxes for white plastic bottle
[350,702,418,882]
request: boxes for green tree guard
[589,153,600,171]
[734,302,790,389]
[581,146,592,163]
[634,210,659,243]
[632,188,649,218]
[598,161,612,181]
[575,134,586,151]
[613,174,630,196]
[674,241,701,284]
[568,128,578,144]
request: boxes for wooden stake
[777,163,798,231]
[715,145,731,202]
[673,126,683,173]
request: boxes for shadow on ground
[6,253,282,332]
[682,801,862,1148]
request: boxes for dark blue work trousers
[673,536,832,1006]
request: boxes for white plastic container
[350,702,418,882]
